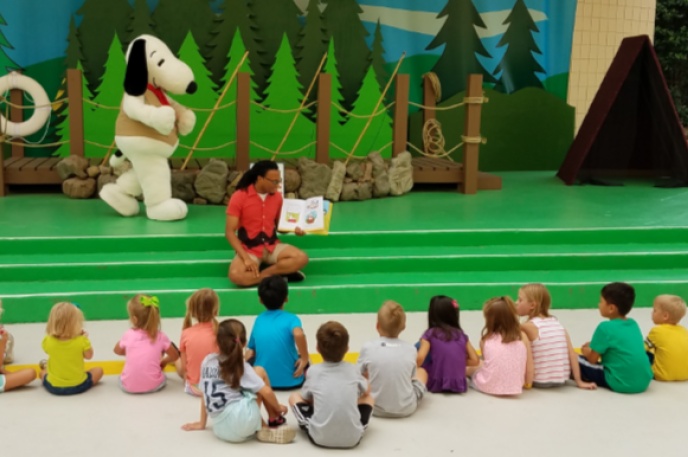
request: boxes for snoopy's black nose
[186,82,198,94]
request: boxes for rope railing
[251,101,317,114]
[408,96,488,111]
[253,141,317,156]
[0,94,69,110]
[331,102,395,119]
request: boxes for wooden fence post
[461,74,483,194]
[0,136,7,196]
[316,73,331,165]
[423,74,437,127]
[392,74,410,157]
[10,72,25,159]
[235,72,250,172]
[67,68,85,157]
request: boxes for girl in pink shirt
[471,296,534,396]
[175,288,220,396]
[115,295,178,394]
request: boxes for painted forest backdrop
[1,0,578,171]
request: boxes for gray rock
[193,197,208,205]
[86,165,101,178]
[97,174,117,194]
[113,160,132,177]
[389,151,414,196]
[171,171,197,203]
[285,168,302,193]
[357,182,373,201]
[56,155,90,180]
[298,157,331,199]
[194,159,228,204]
[325,161,346,202]
[340,182,357,201]
[63,178,96,199]
[99,166,113,176]
[362,161,373,182]
[226,171,243,199]
[368,151,391,198]
[346,162,363,181]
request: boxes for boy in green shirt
[578,282,653,393]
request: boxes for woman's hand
[182,422,205,431]
[295,227,306,237]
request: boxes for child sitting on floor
[645,294,688,382]
[516,284,596,389]
[471,296,534,396]
[416,296,480,393]
[0,300,36,393]
[182,319,295,444]
[114,295,179,393]
[244,276,309,389]
[175,288,220,396]
[579,282,653,393]
[290,321,375,449]
[40,302,104,395]
[357,301,427,418]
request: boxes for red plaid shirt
[226,185,283,257]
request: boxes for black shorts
[43,372,93,396]
[292,402,373,448]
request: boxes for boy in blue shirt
[246,276,309,393]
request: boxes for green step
[2,269,687,324]
[3,243,688,282]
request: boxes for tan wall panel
[568,0,656,132]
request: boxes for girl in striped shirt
[515,284,596,390]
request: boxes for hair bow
[452,300,458,309]
[140,296,160,308]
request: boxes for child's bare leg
[39,369,47,381]
[3,368,37,390]
[88,367,104,384]
[358,392,375,407]
[289,392,309,407]
[174,359,186,379]
[253,366,279,420]
[466,363,482,378]
[415,367,428,386]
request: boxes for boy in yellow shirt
[646,295,688,381]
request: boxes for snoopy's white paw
[146,198,188,221]
[100,183,140,217]
[177,109,196,136]
[149,106,177,135]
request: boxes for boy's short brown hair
[655,295,687,324]
[316,321,349,362]
[378,300,406,338]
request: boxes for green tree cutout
[426,0,495,100]
[371,20,389,99]
[128,0,156,42]
[493,0,545,93]
[322,0,371,113]
[87,34,127,157]
[296,0,329,121]
[76,0,132,95]
[54,16,84,155]
[152,0,216,57]
[174,32,220,156]
[55,62,100,158]
[213,29,262,158]
[340,65,393,159]
[207,0,263,94]
[0,12,21,74]
[325,38,348,151]
[255,33,313,158]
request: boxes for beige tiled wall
[568,0,656,131]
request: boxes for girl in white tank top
[515,284,597,390]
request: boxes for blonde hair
[378,300,406,338]
[655,295,687,324]
[520,283,552,318]
[482,296,521,344]
[46,302,84,340]
[128,295,161,342]
[183,288,220,333]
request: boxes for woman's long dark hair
[428,295,462,341]
[217,319,247,389]
[236,160,279,191]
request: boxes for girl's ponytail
[217,319,247,389]
[128,295,161,342]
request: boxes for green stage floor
[1,172,688,323]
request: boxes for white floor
[3,309,688,456]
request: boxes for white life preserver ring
[0,72,51,137]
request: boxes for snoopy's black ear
[124,39,148,96]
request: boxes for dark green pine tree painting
[76,0,132,95]
[0,12,21,74]
[371,20,390,104]
[322,0,371,113]
[493,0,545,93]
[426,0,495,100]
[251,0,303,99]
[54,16,84,150]
[207,0,263,94]
[152,0,216,57]
[296,0,329,121]
[128,0,156,42]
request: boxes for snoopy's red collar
[147,84,170,106]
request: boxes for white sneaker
[256,426,296,444]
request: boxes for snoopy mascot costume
[100,34,197,221]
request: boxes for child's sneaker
[4,332,14,364]
[38,359,47,371]
[268,415,287,428]
[256,425,296,444]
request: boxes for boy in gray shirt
[289,321,374,448]
[358,301,427,418]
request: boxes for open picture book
[278,196,333,235]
